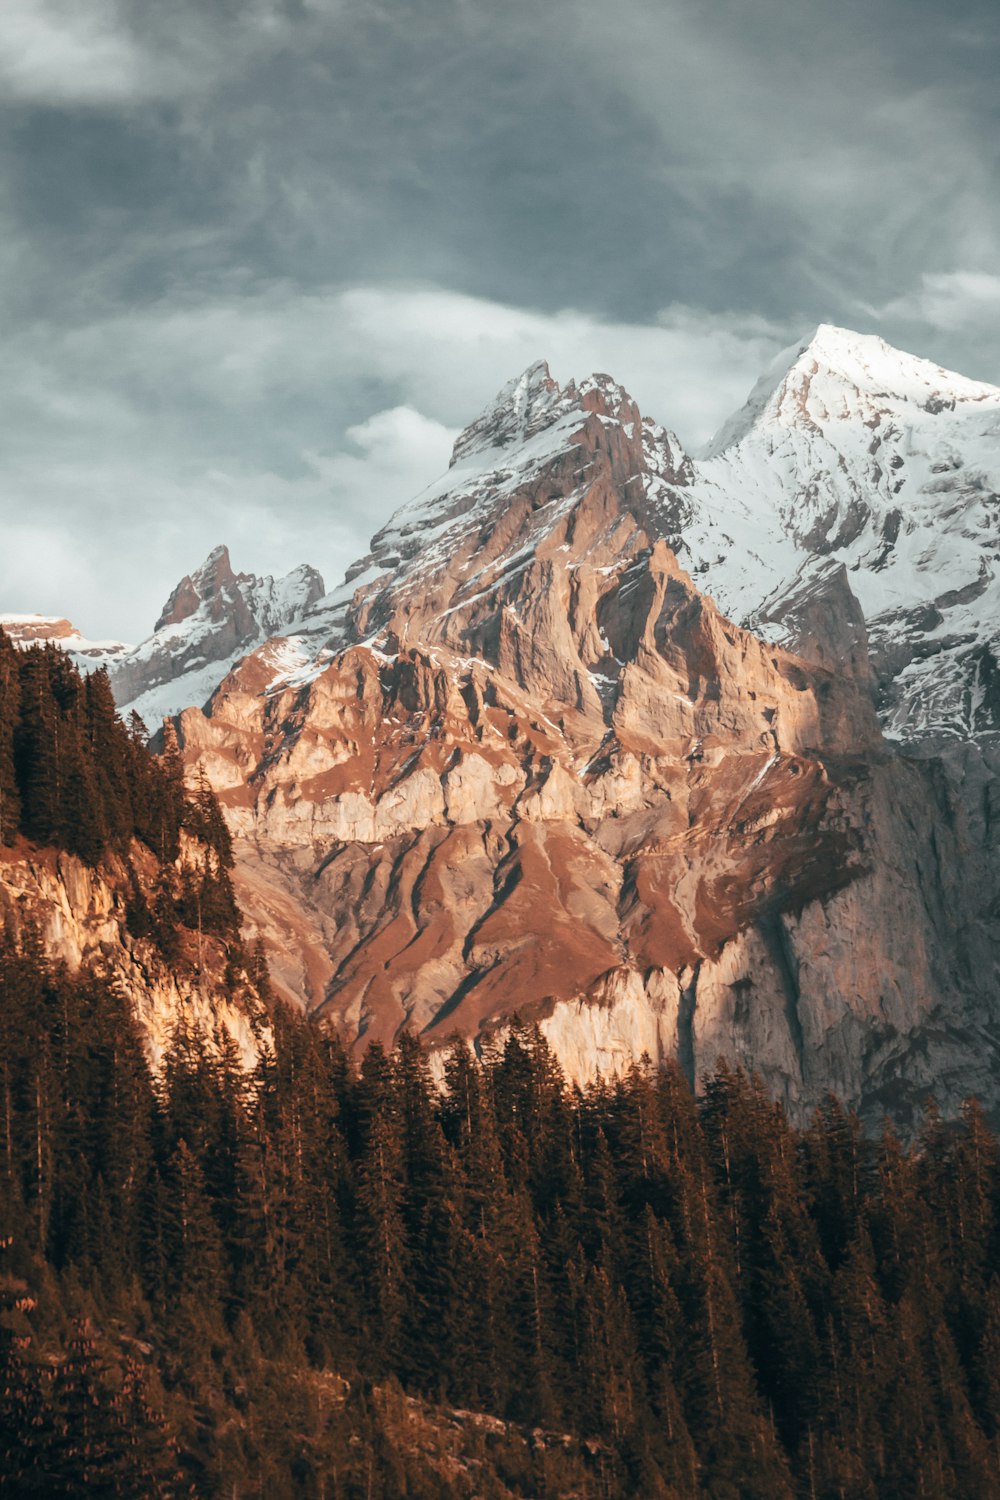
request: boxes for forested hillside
[3,947,1000,1498]
[0,626,241,963]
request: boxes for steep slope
[0,626,268,1070]
[109,544,325,724]
[655,325,1000,741]
[0,839,264,1071]
[170,359,1000,1123]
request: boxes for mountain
[0,612,132,672]
[167,341,1000,1124]
[7,330,1000,1122]
[225,327,1000,748]
[20,327,998,750]
[661,324,1000,742]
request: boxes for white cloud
[0,0,175,105]
[0,0,338,108]
[343,405,458,467]
[331,287,789,446]
[302,406,458,535]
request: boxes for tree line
[3,936,1000,1497]
[0,628,240,959]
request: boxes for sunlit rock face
[0,841,265,1072]
[168,346,1000,1125]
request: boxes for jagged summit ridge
[10,324,999,748]
[449,358,562,465]
[202,329,1000,745]
[448,361,641,470]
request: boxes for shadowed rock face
[170,358,1000,1126]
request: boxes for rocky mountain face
[107,544,326,726]
[661,324,1000,743]
[163,342,1000,1125]
[9,331,1000,1122]
[0,837,265,1072]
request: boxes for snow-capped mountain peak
[703,323,1000,458]
[100,551,325,725]
[661,329,1000,741]
[449,359,563,466]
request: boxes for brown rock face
[172,362,997,1125]
[2,615,78,642]
[155,544,247,630]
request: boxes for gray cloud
[0,0,997,638]
[0,282,789,636]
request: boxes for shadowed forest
[4,942,1000,1498]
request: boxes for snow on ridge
[449,359,561,467]
[0,613,133,661]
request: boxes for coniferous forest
[5,952,1000,1498]
[5,634,1000,1495]
[0,628,242,960]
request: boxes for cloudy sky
[2,0,999,639]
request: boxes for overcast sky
[2,0,999,639]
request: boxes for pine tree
[0,1252,48,1497]
[14,646,64,848]
[354,1044,408,1371]
[83,669,134,851]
